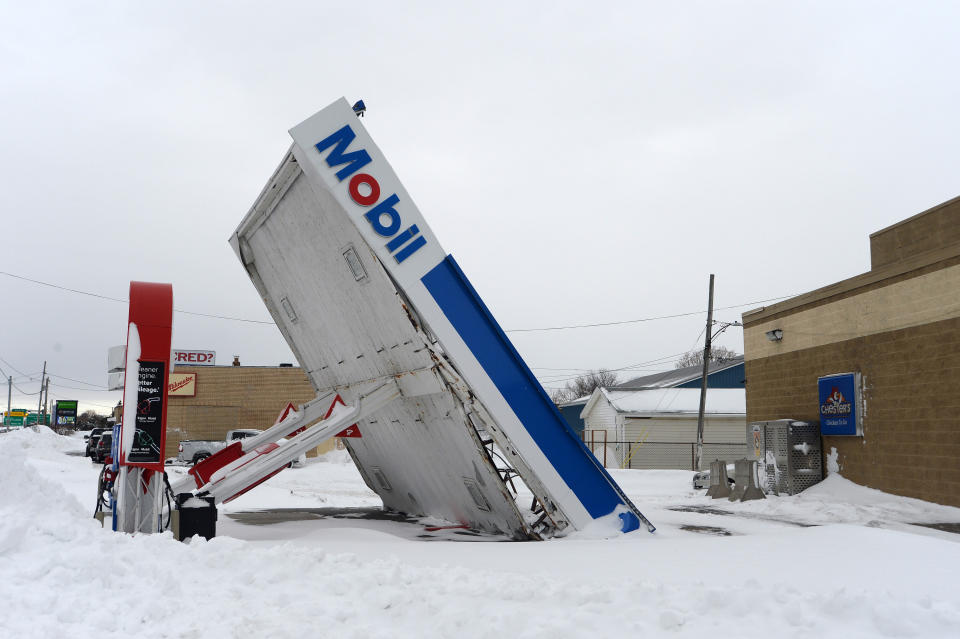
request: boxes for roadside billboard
[54,400,78,426]
[172,350,216,366]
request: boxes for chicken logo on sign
[820,387,852,416]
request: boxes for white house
[579,387,746,470]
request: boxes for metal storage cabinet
[747,420,822,495]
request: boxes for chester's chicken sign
[172,350,216,366]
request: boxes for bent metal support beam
[228,98,654,537]
[187,381,401,505]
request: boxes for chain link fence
[583,439,747,470]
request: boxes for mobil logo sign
[288,99,445,291]
[173,350,216,366]
[313,124,427,264]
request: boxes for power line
[505,295,795,333]
[1,355,110,391]
[535,365,674,380]
[7,386,41,396]
[0,362,39,396]
[3,268,793,332]
[534,317,742,388]
[0,270,127,303]
[48,381,115,393]
[537,350,694,387]
[47,389,118,411]
[172,309,273,324]
[0,355,28,377]
[46,373,108,389]
[0,270,274,325]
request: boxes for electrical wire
[47,390,118,411]
[1,355,117,407]
[0,364,36,396]
[0,270,274,325]
[3,269,758,399]
[47,373,108,388]
[505,294,796,333]
[1,358,111,400]
[48,382,115,392]
[538,315,746,390]
[2,268,793,332]
[0,355,28,377]
[537,350,694,387]
[0,359,45,397]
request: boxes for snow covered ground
[2,428,959,638]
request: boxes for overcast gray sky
[2,1,958,414]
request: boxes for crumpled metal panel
[232,157,532,538]
[231,98,652,536]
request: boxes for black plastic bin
[175,493,217,541]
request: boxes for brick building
[742,195,960,507]
[161,363,334,460]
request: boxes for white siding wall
[621,415,747,470]
[584,397,747,469]
[581,395,621,468]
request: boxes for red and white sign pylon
[115,282,173,533]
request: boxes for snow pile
[2,429,960,638]
[2,424,79,456]
[734,473,960,527]
[564,505,637,540]
[0,429,94,557]
[827,446,841,473]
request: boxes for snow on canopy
[582,387,745,418]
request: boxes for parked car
[93,433,113,464]
[85,428,107,457]
[692,462,736,490]
[176,429,263,465]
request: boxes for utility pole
[694,274,715,472]
[44,378,51,425]
[37,361,47,423]
[6,376,11,417]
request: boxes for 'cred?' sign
[173,350,216,366]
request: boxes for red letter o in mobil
[348,173,380,206]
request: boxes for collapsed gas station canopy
[229,98,652,538]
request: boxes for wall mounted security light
[766,329,783,342]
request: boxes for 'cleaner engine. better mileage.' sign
[128,360,166,463]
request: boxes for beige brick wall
[742,195,960,507]
[744,316,960,507]
[870,195,960,269]
[745,262,960,361]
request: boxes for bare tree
[77,410,109,431]
[674,346,739,369]
[550,369,619,404]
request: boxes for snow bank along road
[2,428,959,638]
